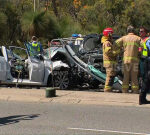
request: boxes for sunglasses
[139,31,145,33]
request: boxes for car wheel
[53,70,70,90]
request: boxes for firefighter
[139,28,150,105]
[102,28,117,92]
[115,25,142,93]
[29,36,43,56]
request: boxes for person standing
[139,27,149,77]
[29,36,43,56]
[115,25,142,93]
[139,27,150,105]
[102,28,117,92]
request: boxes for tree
[58,15,82,37]
[51,0,59,17]
[21,10,61,41]
[0,12,7,43]
[21,11,47,39]
[4,4,21,44]
[120,0,150,32]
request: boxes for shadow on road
[0,114,40,126]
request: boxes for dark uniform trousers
[141,57,150,98]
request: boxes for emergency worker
[115,25,142,93]
[29,36,43,56]
[102,28,117,92]
[139,28,150,105]
[139,27,149,77]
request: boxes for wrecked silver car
[0,45,70,89]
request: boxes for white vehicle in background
[0,45,70,89]
[74,37,84,46]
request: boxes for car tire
[51,69,70,90]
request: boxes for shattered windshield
[44,47,60,59]
[9,47,28,60]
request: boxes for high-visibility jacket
[29,41,41,56]
[142,38,150,57]
[103,40,117,67]
[115,33,142,63]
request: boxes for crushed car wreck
[45,34,122,91]
[0,45,70,89]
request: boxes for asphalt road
[0,101,150,135]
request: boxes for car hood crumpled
[52,61,69,69]
[44,60,69,69]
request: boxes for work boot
[104,89,112,92]
[139,93,150,105]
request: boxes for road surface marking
[68,127,148,135]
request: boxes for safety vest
[29,42,41,56]
[142,38,149,57]
[31,42,40,52]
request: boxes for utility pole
[34,0,40,12]
[34,0,36,12]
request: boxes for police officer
[29,36,43,56]
[139,35,150,105]
[102,28,117,92]
[115,25,142,93]
[139,27,149,78]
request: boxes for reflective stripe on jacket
[115,33,142,63]
[103,60,117,64]
[142,38,149,57]
[102,40,117,67]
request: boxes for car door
[0,46,8,81]
[28,56,45,82]
[9,46,45,82]
[24,43,45,82]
